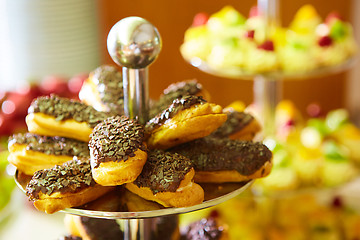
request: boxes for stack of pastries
[8,65,273,214]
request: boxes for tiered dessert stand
[182,1,358,238]
[183,0,358,227]
[185,0,355,137]
[15,16,254,240]
[14,1,356,239]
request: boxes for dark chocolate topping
[89,116,146,168]
[9,133,89,157]
[211,111,254,138]
[171,137,272,175]
[79,216,123,240]
[150,80,203,118]
[146,95,207,133]
[163,79,202,96]
[26,157,95,200]
[134,149,193,194]
[184,218,223,240]
[92,65,124,115]
[28,94,112,128]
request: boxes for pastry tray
[15,170,253,219]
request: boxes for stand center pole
[253,76,283,137]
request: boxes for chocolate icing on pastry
[79,216,123,240]
[210,111,255,138]
[28,94,112,128]
[9,133,89,157]
[171,137,272,175]
[89,116,146,168]
[91,65,124,114]
[150,80,203,118]
[146,95,207,133]
[184,218,223,240]
[163,79,203,96]
[26,157,95,200]
[134,149,193,194]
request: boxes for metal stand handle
[107,16,161,124]
[107,16,181,240]
[254,75,282,137]
[255,0,282,137]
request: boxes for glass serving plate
[15,170,253,219]
[185,56,357,80]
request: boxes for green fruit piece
[307,119,329,136]
[209,6,246,27]
[330,20,347,40]
[219,37,239,48]
[322,140,348,161]
[325,109,349,132]
[291,41,307,50]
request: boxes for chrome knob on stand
[107,16,165,240]
[107,16,162,124]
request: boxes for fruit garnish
[325,109,349,131]
[184,25,208,41]
[306,103,322,118]
[290,4,321,34]
[258,40,274,51]
[244,30,255,39]
[329,20,347,40]
[322,140,348,161]
[300,126,323,149]
[293,4,319,21]
[315,23,330,37]
[318,36,333,47]
[249,5,260,18]
[192,12,209,27]
[332,196,343,209]
[208,5,245,28]
[209,209,220,218]
[291,41,307,50]
[325,11,343,25]
[307,118,329,136]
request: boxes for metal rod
[107,16,163,240]
[257,0,280,37]
[122,67,149,124]
[123,219,142,240]
[255,0,282,137]
[253,75,282,137]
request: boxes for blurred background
[0,0,359,118]
[102,0,358,121]
[1,0,360,239]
